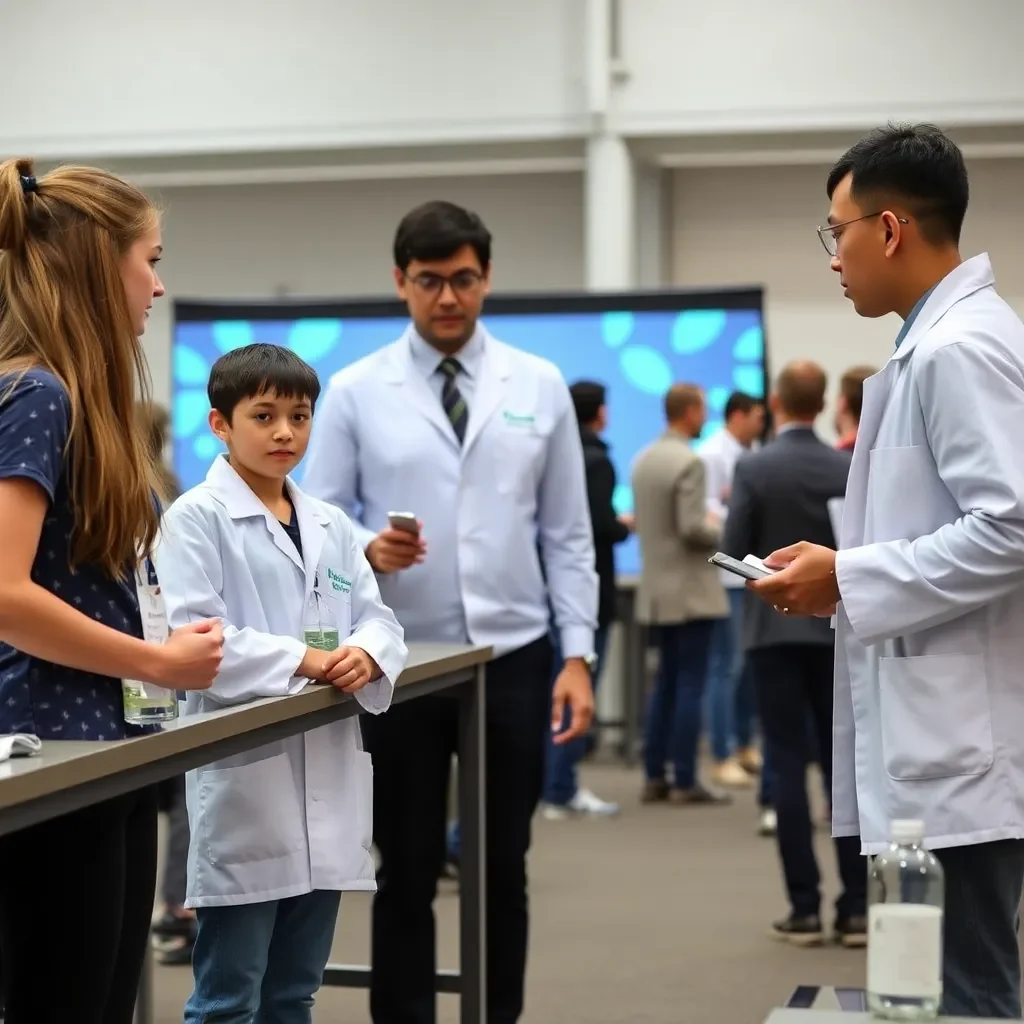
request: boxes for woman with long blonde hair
[0,159,223,1024]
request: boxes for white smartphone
[709,552,774,581]
[387,511,420,535]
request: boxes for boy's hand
[299,646,334,682]
[324,646,381,693]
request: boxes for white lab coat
[154,456,408,907]
[832,254,1024,854]
[301,327,597,659]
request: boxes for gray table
[0,642,492,1024]
[767,1012,996,1023]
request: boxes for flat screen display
[173,288,766,576]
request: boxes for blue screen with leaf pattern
[172,295,765,577]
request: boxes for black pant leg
[801,645,866,919]
[364,696,459,1024]
[0,787,158,1024]
[749,645,820,918]
[936,839,1024,1018]
[483,637,554,1024]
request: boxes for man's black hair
[393,200,492,272]
[724,391,760,420]
[208,344,321,421]
[823,121,966,243]
[826,123,969,245]
[569,380,606,425]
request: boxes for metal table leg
[456,663,487,1024]
[134,941,154,1024]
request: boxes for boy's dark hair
[393,200,492,272]
[724,391,760,421]
[826,122,969,245]
[208,344,321,421]
[569,380,606,426]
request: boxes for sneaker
[569,787,620,816]
[834,915,867,949]
[669,783,732,806]
[711,757,755,789]
[641,779,670,804]
[770,914,824,947]
[758,808,778,836]
[736,746,763,773]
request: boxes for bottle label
[868,904,942,999]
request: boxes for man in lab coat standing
[750,123,1024,1018]
[303,200,598,1024]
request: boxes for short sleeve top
[0,369,150,740]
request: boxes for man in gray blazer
[724,361,866,947]
[632,383,729,805]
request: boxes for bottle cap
[891,819,925,844]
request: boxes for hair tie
[19,175,38,195]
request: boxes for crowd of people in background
[4,120,1024,1024]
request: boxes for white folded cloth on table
[0,733,42,762]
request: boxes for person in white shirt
[698,392,765,791]
[302,201,597,1024]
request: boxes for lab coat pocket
[199,752,306,867]
[496,414,552,495]
[878,654,993,781]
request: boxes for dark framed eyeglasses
[405,269,485,296]
[817,212,910,257]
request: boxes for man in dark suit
[724,361,866,948]
[541,380,632,817]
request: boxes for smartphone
[709,551,774,581]
[387,511,420,535]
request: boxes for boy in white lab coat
[154,343,408,1024]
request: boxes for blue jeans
[644,620,715,789]
[185,890,341,1024]
[706,589,749,761]
[542,625,610,806]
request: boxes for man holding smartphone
[303,200,598,1024]
[751,125,1024,1017]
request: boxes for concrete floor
[150,760,867,1023]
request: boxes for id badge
[122,558,178,723]
[303,585,339,652]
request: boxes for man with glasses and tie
[303,200,598,1024]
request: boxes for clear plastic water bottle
[867,819,944,1020]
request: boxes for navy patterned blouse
[0,369,150,740]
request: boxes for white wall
[670,159,1024,430]
[3,0,586,158]
[143,172,584,403]
[619,0,1024,134]
[9,0,1024,162]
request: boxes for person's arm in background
[537,383,598,661]
[340,519,409,715]
[587,453,630,546]
[700,443,728,520]
[675,457,721,550]
[302,375,377,553]
[722,455,757,561]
